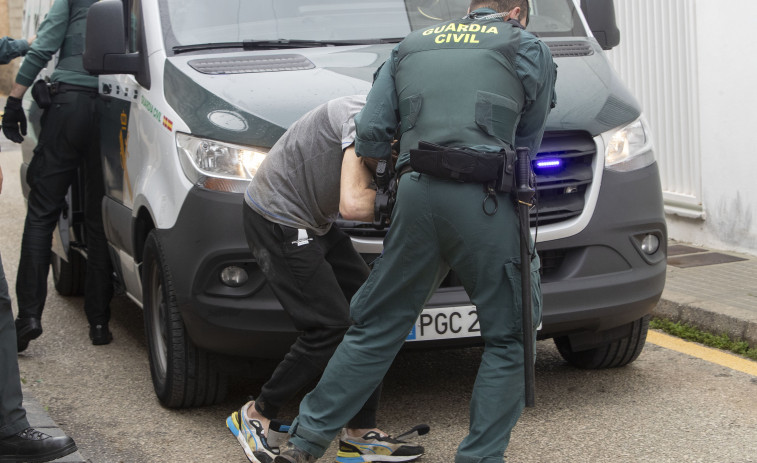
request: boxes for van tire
[142,231,227,408]
[554,315,650,369]
[51,250,86,296]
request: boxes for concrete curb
[653,298,757,349]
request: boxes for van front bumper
[157,187,300,358]
[160,162,666,357]
[535,163,667,340]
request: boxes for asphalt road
[2,148,756,463]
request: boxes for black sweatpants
[243,204,381,429]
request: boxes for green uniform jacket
[0,37,29,65]
[16,0,97,88]
[355,8,557,169]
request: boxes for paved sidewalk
[654,241,757,348]
[19,240,757,463]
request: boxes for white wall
[607,0,757,256]
[690,0,757,255]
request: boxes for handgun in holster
[373,158,396,229]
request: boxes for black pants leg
[243,205,381,428]
[80,115,113,326]
[16,91,112,326]
[0,252,30,438]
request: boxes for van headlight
[176,132,268,193]
[604,117,656,172]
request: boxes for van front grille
[188,54,315,74]
[546,41,594,58]
[530,131,596,227]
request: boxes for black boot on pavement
[89,324,113,345]
[274,444,316,463]
[0,427,77,462]
[15,317,42,353]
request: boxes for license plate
[406,305,480,342]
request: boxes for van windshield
[159,0,586,53]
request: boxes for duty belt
[396,164,414,180]
[408,141,518,216]
[408,141,511,186]
[50,82,98,95]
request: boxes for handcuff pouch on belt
[409,141,516,193]
[31,79,52,110]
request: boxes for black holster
[31,79,52,109]
[409,141,516,193]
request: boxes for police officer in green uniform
[276,1,556,462]
[2,0,114,351]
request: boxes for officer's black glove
[2,96,27,143]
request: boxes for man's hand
[2,96,27,143]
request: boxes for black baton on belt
[515,147,536,408]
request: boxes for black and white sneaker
[336,425,428,462]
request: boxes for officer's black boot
[15,317,42,353]
[89,324,113,346]
[0,427,77,462]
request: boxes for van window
[529,0,586,37]
[158,0,585,53]
[159,0,413,49]
[405,0,585,36]
[128,0,141,53]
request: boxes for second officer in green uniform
[2,0,114,350]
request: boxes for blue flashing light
[534,158,562,170]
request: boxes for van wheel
[51,250,86,296]
[554,315,650,369]
[142,231,227,408]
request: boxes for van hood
[164,45,392,147]
[543,39,641,135]
[164,39,640,147]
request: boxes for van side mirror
[580,0,621,50]
[83,0,150,88]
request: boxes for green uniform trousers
[290,172,542,463]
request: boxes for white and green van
[22,0,666,407]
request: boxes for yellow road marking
[647,330,757,377]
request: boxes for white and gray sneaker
[226,401,279,463]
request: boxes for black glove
[2,96,27,143]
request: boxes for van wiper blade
[173,38,403,54]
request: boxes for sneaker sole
[91,335,113,345]
[335,451,423,462]
[227,414,267,463]
[0,441,77,463]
